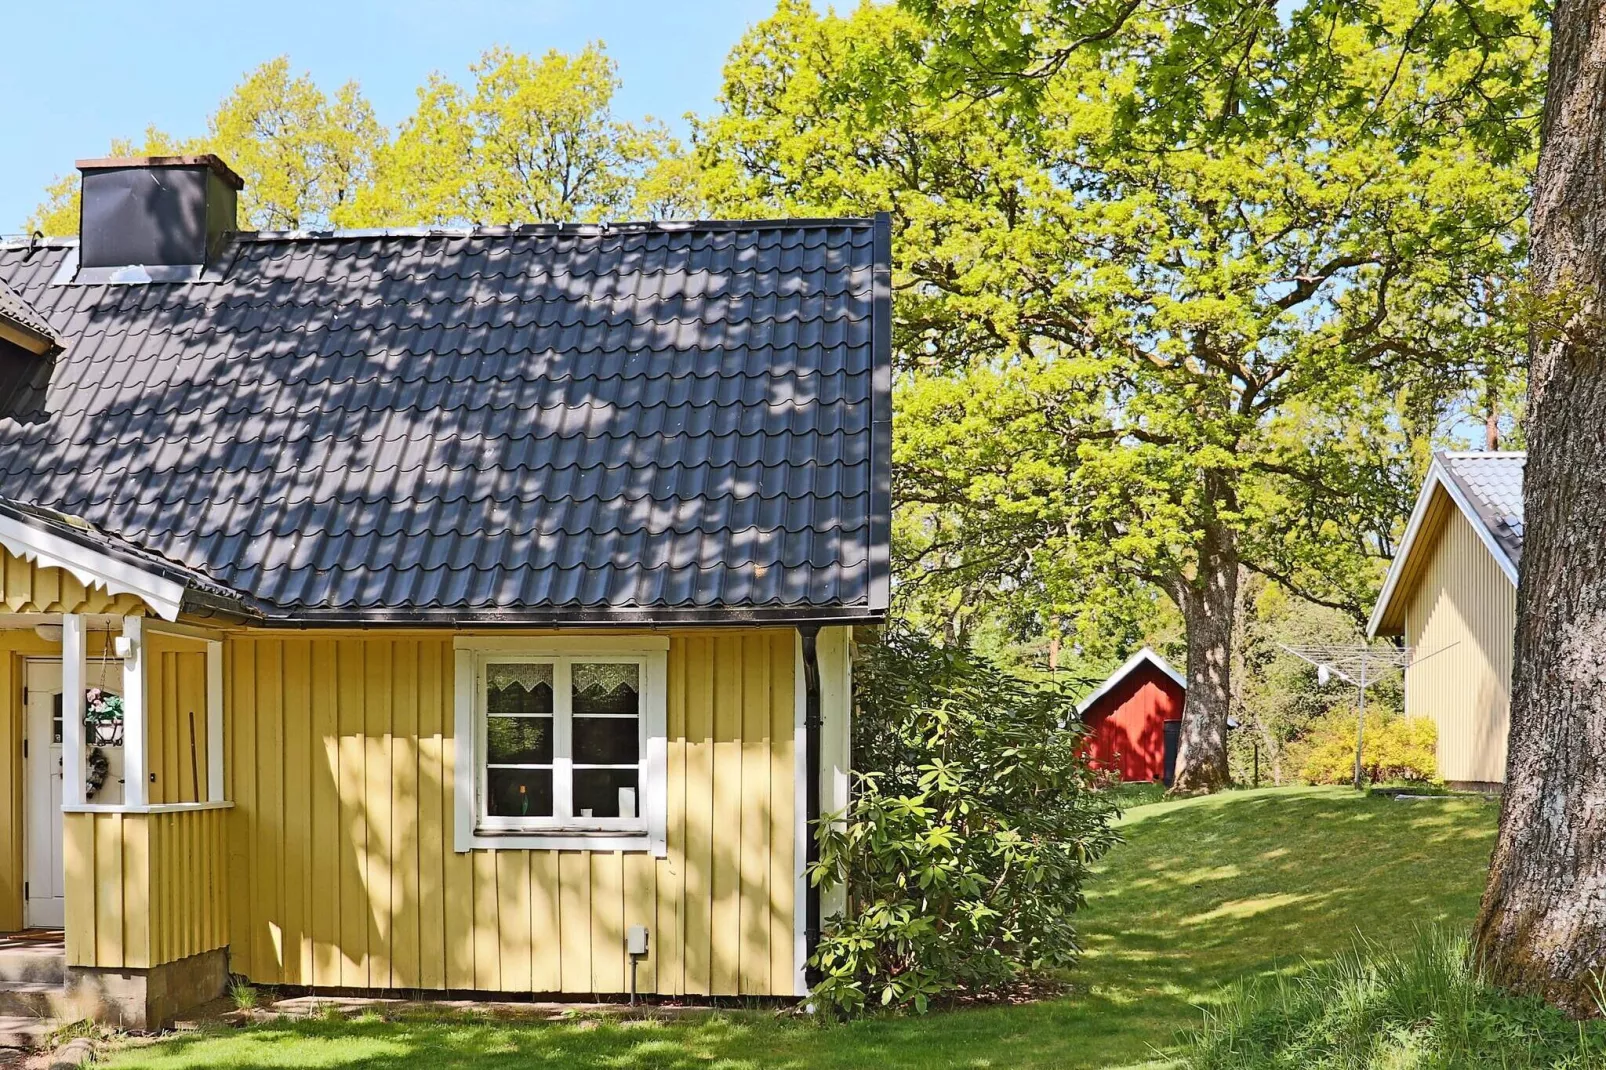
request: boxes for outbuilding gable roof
[1367,451,1523,638]
[0,218,892,623]
[1076,646,1187,715]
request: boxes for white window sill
[458,828,664,855]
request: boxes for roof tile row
[0,219,889,617]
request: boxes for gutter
[798,623,823,985]
[254,606,886,629]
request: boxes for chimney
[74,155,242,281]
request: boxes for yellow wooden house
[0,155,888,1034]
[1367,451,1522,791]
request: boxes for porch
[0,516,239,1032]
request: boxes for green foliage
[206,57,384,230]
[228,978,260,1011]
[1295,712,1438,787]
[699,0,1542,721]
[1227,576,1405,786]
[27,125,183,235]
[25,46,692,234]
[807,627,1119,1015]
[1181,928,1606,1069]
[28,59,381,232]
[361,44,690,226]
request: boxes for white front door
[24,660,64,928]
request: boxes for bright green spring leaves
[698,0,1541,644]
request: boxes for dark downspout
[799,623,823,986]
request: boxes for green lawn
[98,786,1498,1070]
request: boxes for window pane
[573,662,639,714]
[487,664,554,714]
[487,768,553,818]
[487,715,553,764]
[573,767,640,819]
[574,717,639,764]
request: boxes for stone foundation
[64,947,227,1031]
[1445,780,1503,796]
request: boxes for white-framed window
[454,636,668,854]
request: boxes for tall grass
[1182,928,1606,1069]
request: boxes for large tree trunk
[1473,0,1606,1016]
[1171,509,1238,793]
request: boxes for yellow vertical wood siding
[144,635,209,805]
[1403,499,1516,784]
[224,630,797,996]
[0,547,151,616]
[62,808,228,968]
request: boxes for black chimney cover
[76,156,242,275]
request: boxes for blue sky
[0,0,779,231]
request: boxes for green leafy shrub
[1297,712,1438,785]
[807,627,1120,1015]
[1182,928,1606,1069]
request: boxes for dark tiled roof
[0,496,257,612]
[0,219,892,622]
[0,278,60,351]
[1439,451,1524,569]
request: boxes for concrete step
[0,981,69,1018]
[0,948,65,985]
[0,1015,54,1049]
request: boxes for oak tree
[700,0,1541,790]
[28,59,383,233]
[358,44,689,225]
[26,45,693,234]
[1474,0,1606,1017]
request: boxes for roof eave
[0,500,263,623]
[0,509,189,620]
[1366,457,1521,638]
[253,604,887,629]
[0,315,60,356]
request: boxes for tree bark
[1171,502,1239,793]
[1473,0,1606,1016]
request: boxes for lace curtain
[488,663,554,692]
[572,663,639,694]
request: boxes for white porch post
[61,613,86,806]
[121,615,147,808]
[206,638,224,803]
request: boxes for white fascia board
[1075,646,1187,715]
[0,513,186,620]
[1366,462,1520,638]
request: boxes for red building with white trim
[1076,648,1187,784]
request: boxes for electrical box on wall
[626,925,649,957]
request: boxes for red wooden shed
[1076,647,1187,784]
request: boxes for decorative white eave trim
[0,513,187,620]
[1366,460,1520,639]
[1076,646,1187,715]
